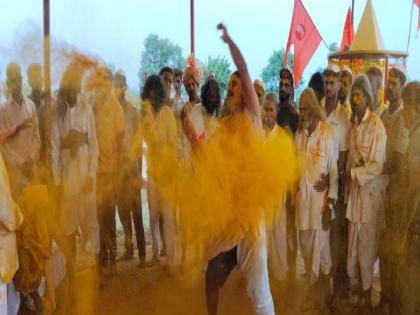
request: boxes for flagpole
[351,0,355,24]
[407,0,414,51]
[190,0,195,54]
[43,0,51,167]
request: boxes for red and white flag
[284,0,322,84]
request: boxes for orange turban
[183,54,203,84]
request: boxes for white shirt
[0,96,40,167]
[295,121,338,230]
[51,97,98,197]
[346,109,387,223]
[381,102,404,159]
[321,98,351,161]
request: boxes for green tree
[328,42,339,53]
[138,34,186,86]
[203,56,232,96]
[260,48,294,93]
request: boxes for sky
[0,0,419,90]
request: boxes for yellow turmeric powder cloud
[134,108,298,267]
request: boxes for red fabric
[415,0,420,31]
[284,0,322,85]
[340,7,354,51]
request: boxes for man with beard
[0,62,41,196]
[339,65,353,114]
[276,68,299,135]
[321,64,351,305]
[366,66,385,116]
[188,78,221,136]
[113,72,146,267]
[345,75,387,313]
[295,88,337,312]
[377,64,407,313]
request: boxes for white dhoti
[299,224,332,281]
[60,190,100,254]
[237,222,275,315]
[267,207,288,281]
[148,178,175,265]
[0,280,20,315]
[347,220,377,291]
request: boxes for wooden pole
[384,55,389,101]
[43,0,51,165]
[190,0,195,54]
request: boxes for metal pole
[43,0,51,165]
[190,0,195,54]
[352,0,355,24]
[407,1,415,51]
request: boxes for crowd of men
[1,23,420,315]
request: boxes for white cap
[390,63,407,79]
[253,79,265,91]
[323,63,341,75]
[341,65,353,78]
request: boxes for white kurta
[0,97,41,195]
[0,153,23,284]
[346,109,387,290]
[295,121,337,278]
[50,97,99,252]
[0,153,22,315]
[346,109,387,224]
[295,121,338,230]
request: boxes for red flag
[340,7,354,51]
[415,0,420,31]
[284,0,322,85]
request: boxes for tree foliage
[260,48,294,93]
[138,34,185,86]
[328,42,339,53]
[203,55,232,95]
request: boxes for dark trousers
[331,199,349,294]
[117,194,146,259]
[205,247,238,315]
[400,233,420,315]
[379,226,401,307]
[286,197,297,281]
[97,173,117,266]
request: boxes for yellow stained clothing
[0,153,23,283]
[94,91,124,174]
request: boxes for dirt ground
[50,188,381,315]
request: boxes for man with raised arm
[182,23,275,315]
